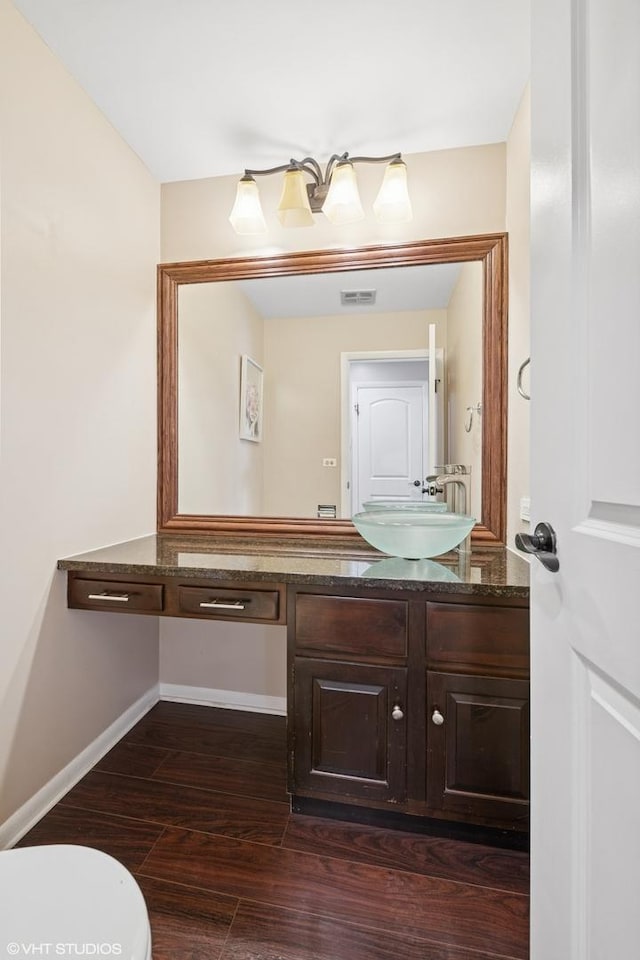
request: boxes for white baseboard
[0,685,159,850]
[1,683,284,849]
[159,683,286,716]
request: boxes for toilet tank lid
[0,845,150,957]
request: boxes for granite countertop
[58,534,530,599]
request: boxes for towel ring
[517,357,531,400]
[464,402,482,433]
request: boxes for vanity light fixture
[229,152,412,235]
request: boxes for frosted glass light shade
[229,176,267,235]
[322,161,364,225]
[373,159,413,223]
[277,168,314,227]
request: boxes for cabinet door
[293,658,407,802]
[427,671,529,827]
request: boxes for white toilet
[0,845,151,959]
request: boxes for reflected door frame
[340,349,444,518]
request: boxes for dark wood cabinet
[290,589,410,804]
[67,571,286,624]
[65,560,530,838]
[292,658,407,802]
[68,577,164,613]
[426,671,529,827]
[289,586,529,836]
[425,601,529,678]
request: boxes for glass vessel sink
[361,500,447,513]
[352,510,476,559]
[361,556,461,582]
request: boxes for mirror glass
[158,235,507,545]
[177,262,483,521]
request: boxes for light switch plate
[520,497,531,522]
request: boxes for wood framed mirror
[158,232,507,547]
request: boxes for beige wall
[179,283,264,515]
[506,84,531,546]
[159,142,511,703]
[446,262,483,520]
[0,1,160,831]
[160,620,287,705]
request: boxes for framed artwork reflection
[239,354,263,442]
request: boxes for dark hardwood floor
[16,701,530,960]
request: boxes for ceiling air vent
[340,289,377,306]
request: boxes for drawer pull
[87,592,130,603]
[431,709,445,726]
[199,600,247,611]
[391,704,404,721]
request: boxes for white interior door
[352,384,426,513]
[530,1,640,957]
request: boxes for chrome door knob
[391,704,404,720]
[431,709,444,725]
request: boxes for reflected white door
[352,385,426,513]
[530,1,640,957]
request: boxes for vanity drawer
[426,602,529,677]
[294,594,408,661]
[69,577,164,613]
[177,585,280,621]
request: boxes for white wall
[506,84,531,545]
[0,0,160,831]
[158,142,509,705]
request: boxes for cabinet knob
[431,709,444,726]
[391,704,404,721]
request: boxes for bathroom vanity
[59,535,530,843]
[56,230,529,843]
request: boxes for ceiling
[11,0,531,184]
[238,263,464,319]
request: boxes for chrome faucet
[423,465,472,554]
[424,475,468,516]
